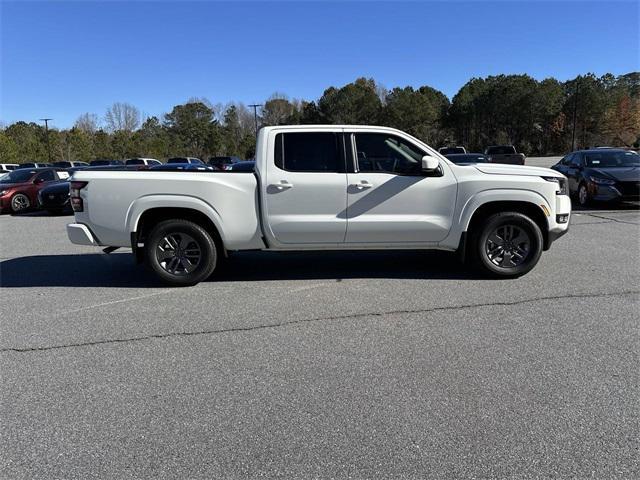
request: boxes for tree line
[1,72,638,164]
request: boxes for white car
[125,157,162,166]
[67,125,571,286]
[0,163,19,171]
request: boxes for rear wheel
[145,219,218,286]
[471,212,543,278]
[10,193,30,213]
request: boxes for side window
[37,170,55,182]
[570,153,582,167]
[275,132,340,172]
[354,133,424,175]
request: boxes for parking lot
[1,198,639,477]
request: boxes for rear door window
[275,132,341,172]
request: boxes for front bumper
[545,194,571,250]
[67,223,98,246]
[591,182,640,202]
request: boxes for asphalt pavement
[1,199,638,478]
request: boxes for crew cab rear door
[344,131,457,244]
[262,130,348,245]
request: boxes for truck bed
[71,170,264,250]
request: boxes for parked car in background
[150,163,215,171]
[0,168,68,213]
[167,157,204,165]
[438,146,466,155]
[67,125,571,286]
[484,146,526,165]
[224,160,255,171]
[16,162,53,169]
[53,161,90,169]
[445,153,490,165]
[0,163,19,171]
[551,148,640,206]
[125,158,162,167]
[208,156,243,170]
[90,159,125,166]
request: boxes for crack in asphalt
[2,290,638,354]
[578,213,640,225]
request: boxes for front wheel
[577,183,591,207]
[471,212,543,278]
[10,193,30,213]
[145,219,218,286]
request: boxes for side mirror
[33,178,44,185]
[421,155,439,171]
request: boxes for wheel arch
[133,206,226,263]
[465,200,550,251]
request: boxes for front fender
[458,188,551,232]
[438,188,552,251]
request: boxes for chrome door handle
[273,180,293,190]
[351,181,373,190]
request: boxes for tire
[471,212,544,278]
[577,183,591,208]
[10,193,30,213]
[145,219,218,286]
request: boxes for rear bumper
[67,223,98,246]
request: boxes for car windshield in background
[584,150,640,167]
[446,154,489,164]
[127,159,144,165]
[486,146,517,155]
[0,169,36,183]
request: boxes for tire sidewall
[578,183,589,207]
[145,220,217,286]
[476,212,543,277]
[11,193,30,213]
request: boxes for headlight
[588,175,616,185]
[0,190,7,197]
[543,176,568,195]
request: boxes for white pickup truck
[67,125,571,286]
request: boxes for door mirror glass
[421,155,439,171]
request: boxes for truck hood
[474,163,562,178]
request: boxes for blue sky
[1,1,638,128]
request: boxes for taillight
[70,181,88,212]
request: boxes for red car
[0,168,69,213]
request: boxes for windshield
[0,169,37,183]
[584,150,640,167]
[126,159,144,165]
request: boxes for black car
[149,163,215,171]
[167,157,204,165]
[551,148,640,206]
[445,153,489,165]
[38,178,73,214]
[208,156,243,170]
[89,159,124,166]
[52,161,90,169]
[223,160,255,171]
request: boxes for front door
[345,132,457,244]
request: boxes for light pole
[571,80,579,151]
[248,104,262,140]
[39,118,53,162]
